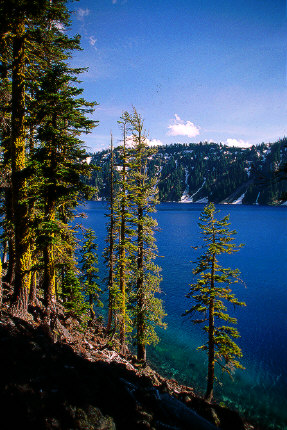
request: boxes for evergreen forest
[0,0,165,363]
[89,139,287,205]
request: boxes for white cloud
[119,136,163,148]
[89,36,97,47]
[146,138,164,146]
[52,21,65,32]
[224,138,251,148]
[167,114,200,138]
[125,135,134,148]
[76,8,90,20]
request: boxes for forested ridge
[90,139,287,205]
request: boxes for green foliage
[104,108,166,358]
[29,61,97,313]
[121,108,166,358]
[79,227,102,319]
[90,140,287,205]
[61,268,88,320]
[0,0,99,316]
[32,62,97,209]
[184,203,246,399]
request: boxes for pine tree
[79,227,102,323]
[0,258,2,306]
[32,62,96,320]
[116,117,131,353]
[0,23,14,286]
[9,4,32,315]
[61,267,87,319]
[124,108,166,361]
[184,202,246,401]
[0,0,84,315]
[105,133,116,333]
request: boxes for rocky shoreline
[0,301,262,430]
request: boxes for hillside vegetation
[89,139,287,205]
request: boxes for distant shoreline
[90,199,287,207]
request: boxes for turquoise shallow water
[81,201,287,429]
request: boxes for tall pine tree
[123,108,166,361]
[32,62,96,321]
[79,227,102,324]
[105,133,116,333]
[116,117,131,353]
[184,202,246,401]
[0,0,85,315]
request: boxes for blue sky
[68,0,287,152]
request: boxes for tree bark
[0,259,2,307]
[43,240,56,321]
[3,231,15,285]
[42,184,56,322]
[205,297,215,402]
[11,17,32,317]
[136,205,146,361]
[1,47,15,287]
[107,134,115,333]
[119,126,127,353]
[205,252,216,402]
[29,271,37,305]
[89,293,95,322]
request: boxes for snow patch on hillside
[245,166,251,177]
[180,196,194,203]
[195,197,208,203]
[180,177,206,203]
[85,156,92,164]
[180,169,191,202]
[190,179,206,199]
[232,193,246,204]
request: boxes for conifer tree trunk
[107,134,115,333]
[43,239,55,310]
[2,241,8,268]
[184,203,245,399]
[3,219,15,286]
[3,121,15,287]
[119,125,127,353]
[0,39,15,286]
[137,204,146,361]
[0,258,2,307]
[28,106,38,303]
[136,128,146,360]
[11,16,32,315]
[206,302,215,401]
[89,289,96,322]
[205,251,215,402]
[123,108,164,361]
[29,272,37,305]
[119,191,126,350]
[43,227,56,319]
[43,135,57,321]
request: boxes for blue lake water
[79,201,287,429]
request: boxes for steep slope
[89,139,287,205]
[0,305,255,430]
